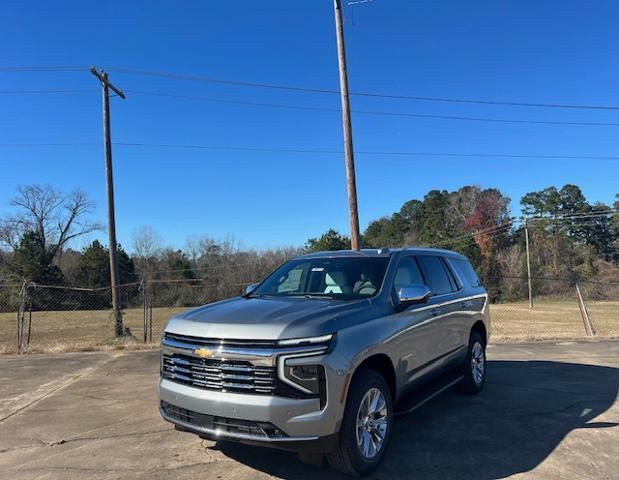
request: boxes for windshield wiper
[243,292,267,299]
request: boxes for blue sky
[1,0,618,252]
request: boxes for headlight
[282,364,327,408]
[277,334,333,409]
[283,364,324,393]
[278,333,333,347]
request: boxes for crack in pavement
[560,435,611,480]
[0,353,123,424]
[0,428,171,454]
[11,460,230,474]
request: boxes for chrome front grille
[161,353,277,394]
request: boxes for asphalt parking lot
[0,341,617,480]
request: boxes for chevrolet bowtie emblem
[194,347,215,358]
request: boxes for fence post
[16,280,27,352]
[148,285,153,343]
[26,287,33,347]
[141,277,147,343]
[524,218,534,308]
[576,283,595,336]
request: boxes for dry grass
[490,300,618,342]
[0,300,617,354]
[0,306,184,354]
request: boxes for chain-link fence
[0,278,249,353]
[489,277,618,341]
[1,276,617,353]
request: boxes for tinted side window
[417,256,454,295]
[393,257,424,292]
[452,258,481,287]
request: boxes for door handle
[430,307,441,316]
[460,301,472,309]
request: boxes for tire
[326,370,393,476]
[459,331,486,394]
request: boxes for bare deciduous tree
[0,185,101,257]
[132,226,163,273]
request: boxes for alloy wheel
[355,387,388,459]
[471,341,485,386]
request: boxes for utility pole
[90,67,126,336]
[333,0,361,250]
[524,218,533,308]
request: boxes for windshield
[250,257,390,300]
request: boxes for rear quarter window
[451,258,481,287]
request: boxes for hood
[164,296,372,340]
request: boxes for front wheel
[326,370,393,476]
[459,331,486,394]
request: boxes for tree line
[0,183,617,309]
[306,185,618,300]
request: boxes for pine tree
[8,231,63,284]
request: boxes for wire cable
[5,87,619,127]
[526,211,618,221]
[0,89,97,95]
[0,65,88,72]
[420,210,618,249]
[4,65,619,112]
[1,141,619,161]
[10,85,619,127]
[104,66,619,112]
[427,223,515,248]
[122,90,619,127]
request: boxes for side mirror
[397,284,432,304]
[245,283,259,295]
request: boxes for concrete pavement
[0,341,617,479]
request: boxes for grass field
[490,300,618,341]
[0,306,185,354]
[0,300,617,354]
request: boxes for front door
[416,255,466,365]
[388,256,443,386]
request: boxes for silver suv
[159,248,489,476]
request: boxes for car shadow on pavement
[213,360,619,479]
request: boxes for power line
[123,90,619,127]
[526,211,618,222]
[351,92,619,112]
[0,89,96,95]
[4,65,619,112]
[0,65,88,72]
[427,222,515,248]
[7,88,619,127]
[1,141,619,161]
[7,88,617,127]
[103,67,619,112]
[0,142,100,147]
[424,210,619,249]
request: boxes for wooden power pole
[90,67,126,336]
[524,218,533,308]
[333,0,361,250]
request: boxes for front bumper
[160,375,318,432]
[158,335,348,448]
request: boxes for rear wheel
[459,331,486,394]
[326,370,393,476]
